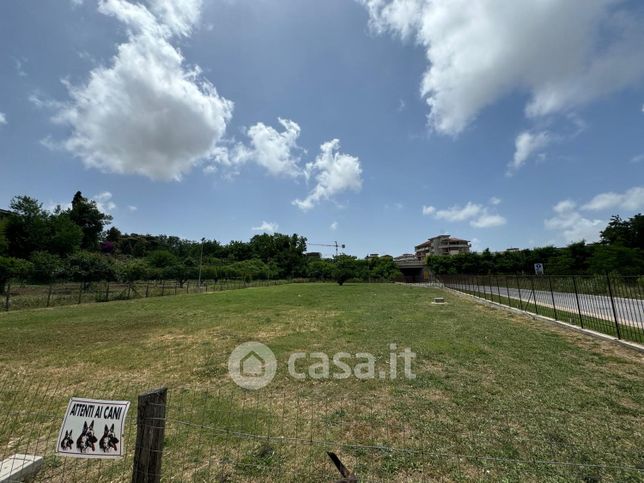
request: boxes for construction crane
[308,241,346,257]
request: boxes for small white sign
[534,263,544,275]
[56,397,130,459]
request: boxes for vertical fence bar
[4,281,10,311]
[132,387,167,483]
[506,276,511,307]
[605,274,622,340]
[572,276,584,329]
[46,283,53,308]
[548,276,558,320]
[516,276,523,310]
[106,281,110,302]
[78,282,83,304]
[530,277,539,315]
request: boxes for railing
[1,279,291,312]
[440,274,644,344]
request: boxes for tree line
[0,192,401,292]
[427,214,644,276]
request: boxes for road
[448,283,644,330]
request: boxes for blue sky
[1,0,643,257]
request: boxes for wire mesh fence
[2,374,643,482]
[1,279,291,313]
[440,274,644,344]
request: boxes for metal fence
[2,379,643,482]
[440,274,644,344]
[1,279,291,313]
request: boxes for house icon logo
[228,342,277,390]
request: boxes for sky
[0,0,643,258]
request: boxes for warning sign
[56,397,130,459]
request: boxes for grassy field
[0,283,642,481]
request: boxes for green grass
[0,283,642,481]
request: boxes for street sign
[56,397,130,459]
[534,263,544,275]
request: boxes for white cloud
[509,130,550,173]
[425,200,506,228]
[553,199,577,214]
[293,139,362,211]
[330,221,338,231]
[435,202,483,222]
[631,154,644,164]
[471,213,506,228]
[545,201,603,244]
[213,118,303,178]
[421,205,435,215]
[546,188,644,243]
[0,112,6,125]
[252,221,279,234]
[582,187,644,212]
[360,0,644,135]
[128,205,138,211]
[52,0,233,181]
[93,192,117,213]
[489,196,501,206]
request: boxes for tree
[0,219,8,256]
[0,257,34,294]
[65,251,115,284]
[31,251,64,283]
[308,259,335,280]
[68,191,112,250]
[367,256,401,281]
[334,255,358,286]
[5,196,50,258]
[48,212,83,257]
[117,259,150,282]
[600,214,643,249]
[588,245,644,276]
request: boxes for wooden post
[131,387,167,483]
[4,282,10,311]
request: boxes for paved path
[448,283,644,330]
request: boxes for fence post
[78,282,83,304]
[47,283,53,308]
[530,277,538,315]
[145,282,150,298]
[572,276,584,329]
[516,276,523,310]
[605,274,622,340]
[161,280,165,297]
[4,281,10,311]
[506,276,511,306]
[106,281,110,302]
[548,276,558,320]
[132,387,167,483]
